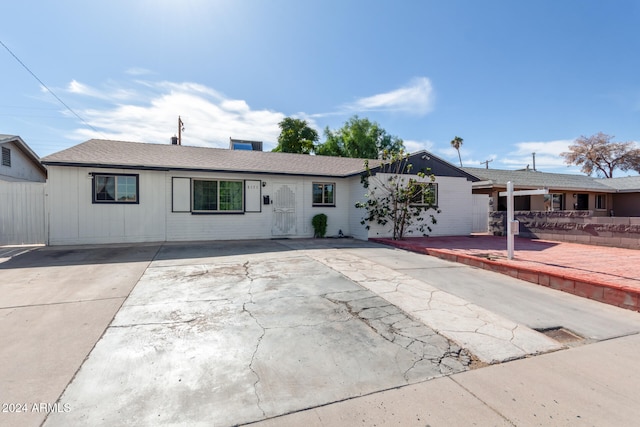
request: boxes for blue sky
[2,0,639,175]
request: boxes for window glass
[95,176,116,201]
[323,184,334,204]
[544,194,564,211]
[220,181,243,211]
[410,183,438,206]
[93,174,137,203]
[192,179,243,212]
[312,183,335,206]
[118,176,137,201]
[312,184,324,204]
[193,180,218,211]
[596,194,606,210]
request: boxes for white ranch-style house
[40,139,479,245]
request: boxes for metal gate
[0,181,46,245]
[272,184,297,236]
[472,194,490,233]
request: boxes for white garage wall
[47,166,167,245]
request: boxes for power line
[0,39,103,135]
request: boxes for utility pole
[178,116,185,145]
[480,159,493,169]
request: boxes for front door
[272,183,297,236]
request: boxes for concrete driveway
[2,239,640,426]
[43,240,479,427]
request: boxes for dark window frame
[192,178,244,213]
[312,182,336,207]
[92,173,139,204]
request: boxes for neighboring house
[0,135,47,245]
[462,167,640,217]
[600,176,640,217]
[0,134,47,182]
[41,139,478,245]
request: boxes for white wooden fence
[0,181,46,245]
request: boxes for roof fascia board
[41,161,365,179]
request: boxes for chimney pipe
[171,136,178,145]
[532,152,536,171]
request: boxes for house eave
[41,161,365,179]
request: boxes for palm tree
[450,136,463,167]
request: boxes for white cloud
[346,77,435,115]
[403,139,434,154]
[498,139,580,172]
[66,80,285,149]
[510,139,574,156]
[67,79,138,101]
[62,77,435,152]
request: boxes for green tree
[316,115,404,159]
[355,150,439,240]
[450,136,463,167]
[560,132,640,178]
[272,117,318,154]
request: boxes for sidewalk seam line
[449,376,517,426]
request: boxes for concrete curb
[371,238,640,312]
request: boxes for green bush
[312,214,328,238]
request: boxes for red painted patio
[371,235,640,312]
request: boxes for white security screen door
[272,183,297,236]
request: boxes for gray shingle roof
[42,139,379,177]
[461,167,620,192]
[600,176,640,192]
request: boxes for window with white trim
[410,183,438,207]
[595,194,607,210]
[192,179,243,212]
[312,182,335,206]
[93,174,138,203]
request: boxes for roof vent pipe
[171,136,178,145]
[532,152,536,171]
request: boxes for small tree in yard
[355,150,440,240]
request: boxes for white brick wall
[363,174,473,239]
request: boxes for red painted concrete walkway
[371,235,640,312]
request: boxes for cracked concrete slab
[305,249,562,363]
[45,248,473,427]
